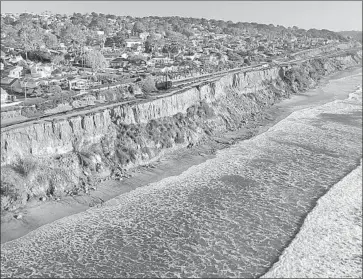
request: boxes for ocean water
[1,73,362,278]
[262,159,362,278]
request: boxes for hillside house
[8,55,23,65]
[152,55,173,65]
[139,32,150,41]
[128,58,147,67]
[125,37,143,48]
[0,77,22,93]
[68,77,88,90]
[110,57,129,68]
[183,53,196,61]
[20,78,44,91]
[8,66,23,78]
[30,64,52,78]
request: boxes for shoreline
[1,65,361,244]
[261,159,362,278]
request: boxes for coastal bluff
[1,49,361,210]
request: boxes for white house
[8,66,23,78]
[68,77,89,90]
[125,37,143,48]
[139,32,150,41]
[20,78,44,90]
[30,64,52,78]
[152,55,173,65]
[183,53,197,61]
[120,53,129,59]
[8,55,23,64]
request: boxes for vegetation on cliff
[1,52,361,211]
[1,156,83,210]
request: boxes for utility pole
[165,69,168,88]
[24,78,28,100]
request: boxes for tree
[181,28,194,39]
[140,76,157,94]
[83,50,108,72]
[18,26,44,60]
[52,54,65,66]
[105,35,126,48]
[33,87,44,97]
[70,13,87,26]
[145,38,154,53]
[3,15,15,25]
[1,25,19,47]
[64,53,72,65]
[227,50,243,62]
[44,33,58,49]
[49,85,62,95]
[88,16,107,31]
[60,24,86,46]
[132,21,145,35]
[18,13,33,25]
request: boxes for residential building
[0,77,22,93]
[68,77,89,90]
[30,64,52,78]
[152,55,173,65]
[110,57,128,68]
[8,66,23,78]
[139,32,150,41]
[8,55,23,65]
[20,78,44,91]
[125,37,143,48]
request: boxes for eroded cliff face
[1,50,361,210]
[0,66,282,165]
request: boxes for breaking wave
[1,80,362,278]
[261,159,362,278]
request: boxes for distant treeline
[338,31,362,42]
[1,12,350,54]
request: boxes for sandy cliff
[1,49,361,210]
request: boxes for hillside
[339,31,362,42]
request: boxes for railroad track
[0,67,257,131]
[171,64,267,89]
[2,48,360,131]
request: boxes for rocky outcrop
[1,49,361,210]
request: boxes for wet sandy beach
[1,67,361,278]
[1,66,361,245]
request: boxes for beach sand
[1,67,361,278]
[1,66,361,246]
